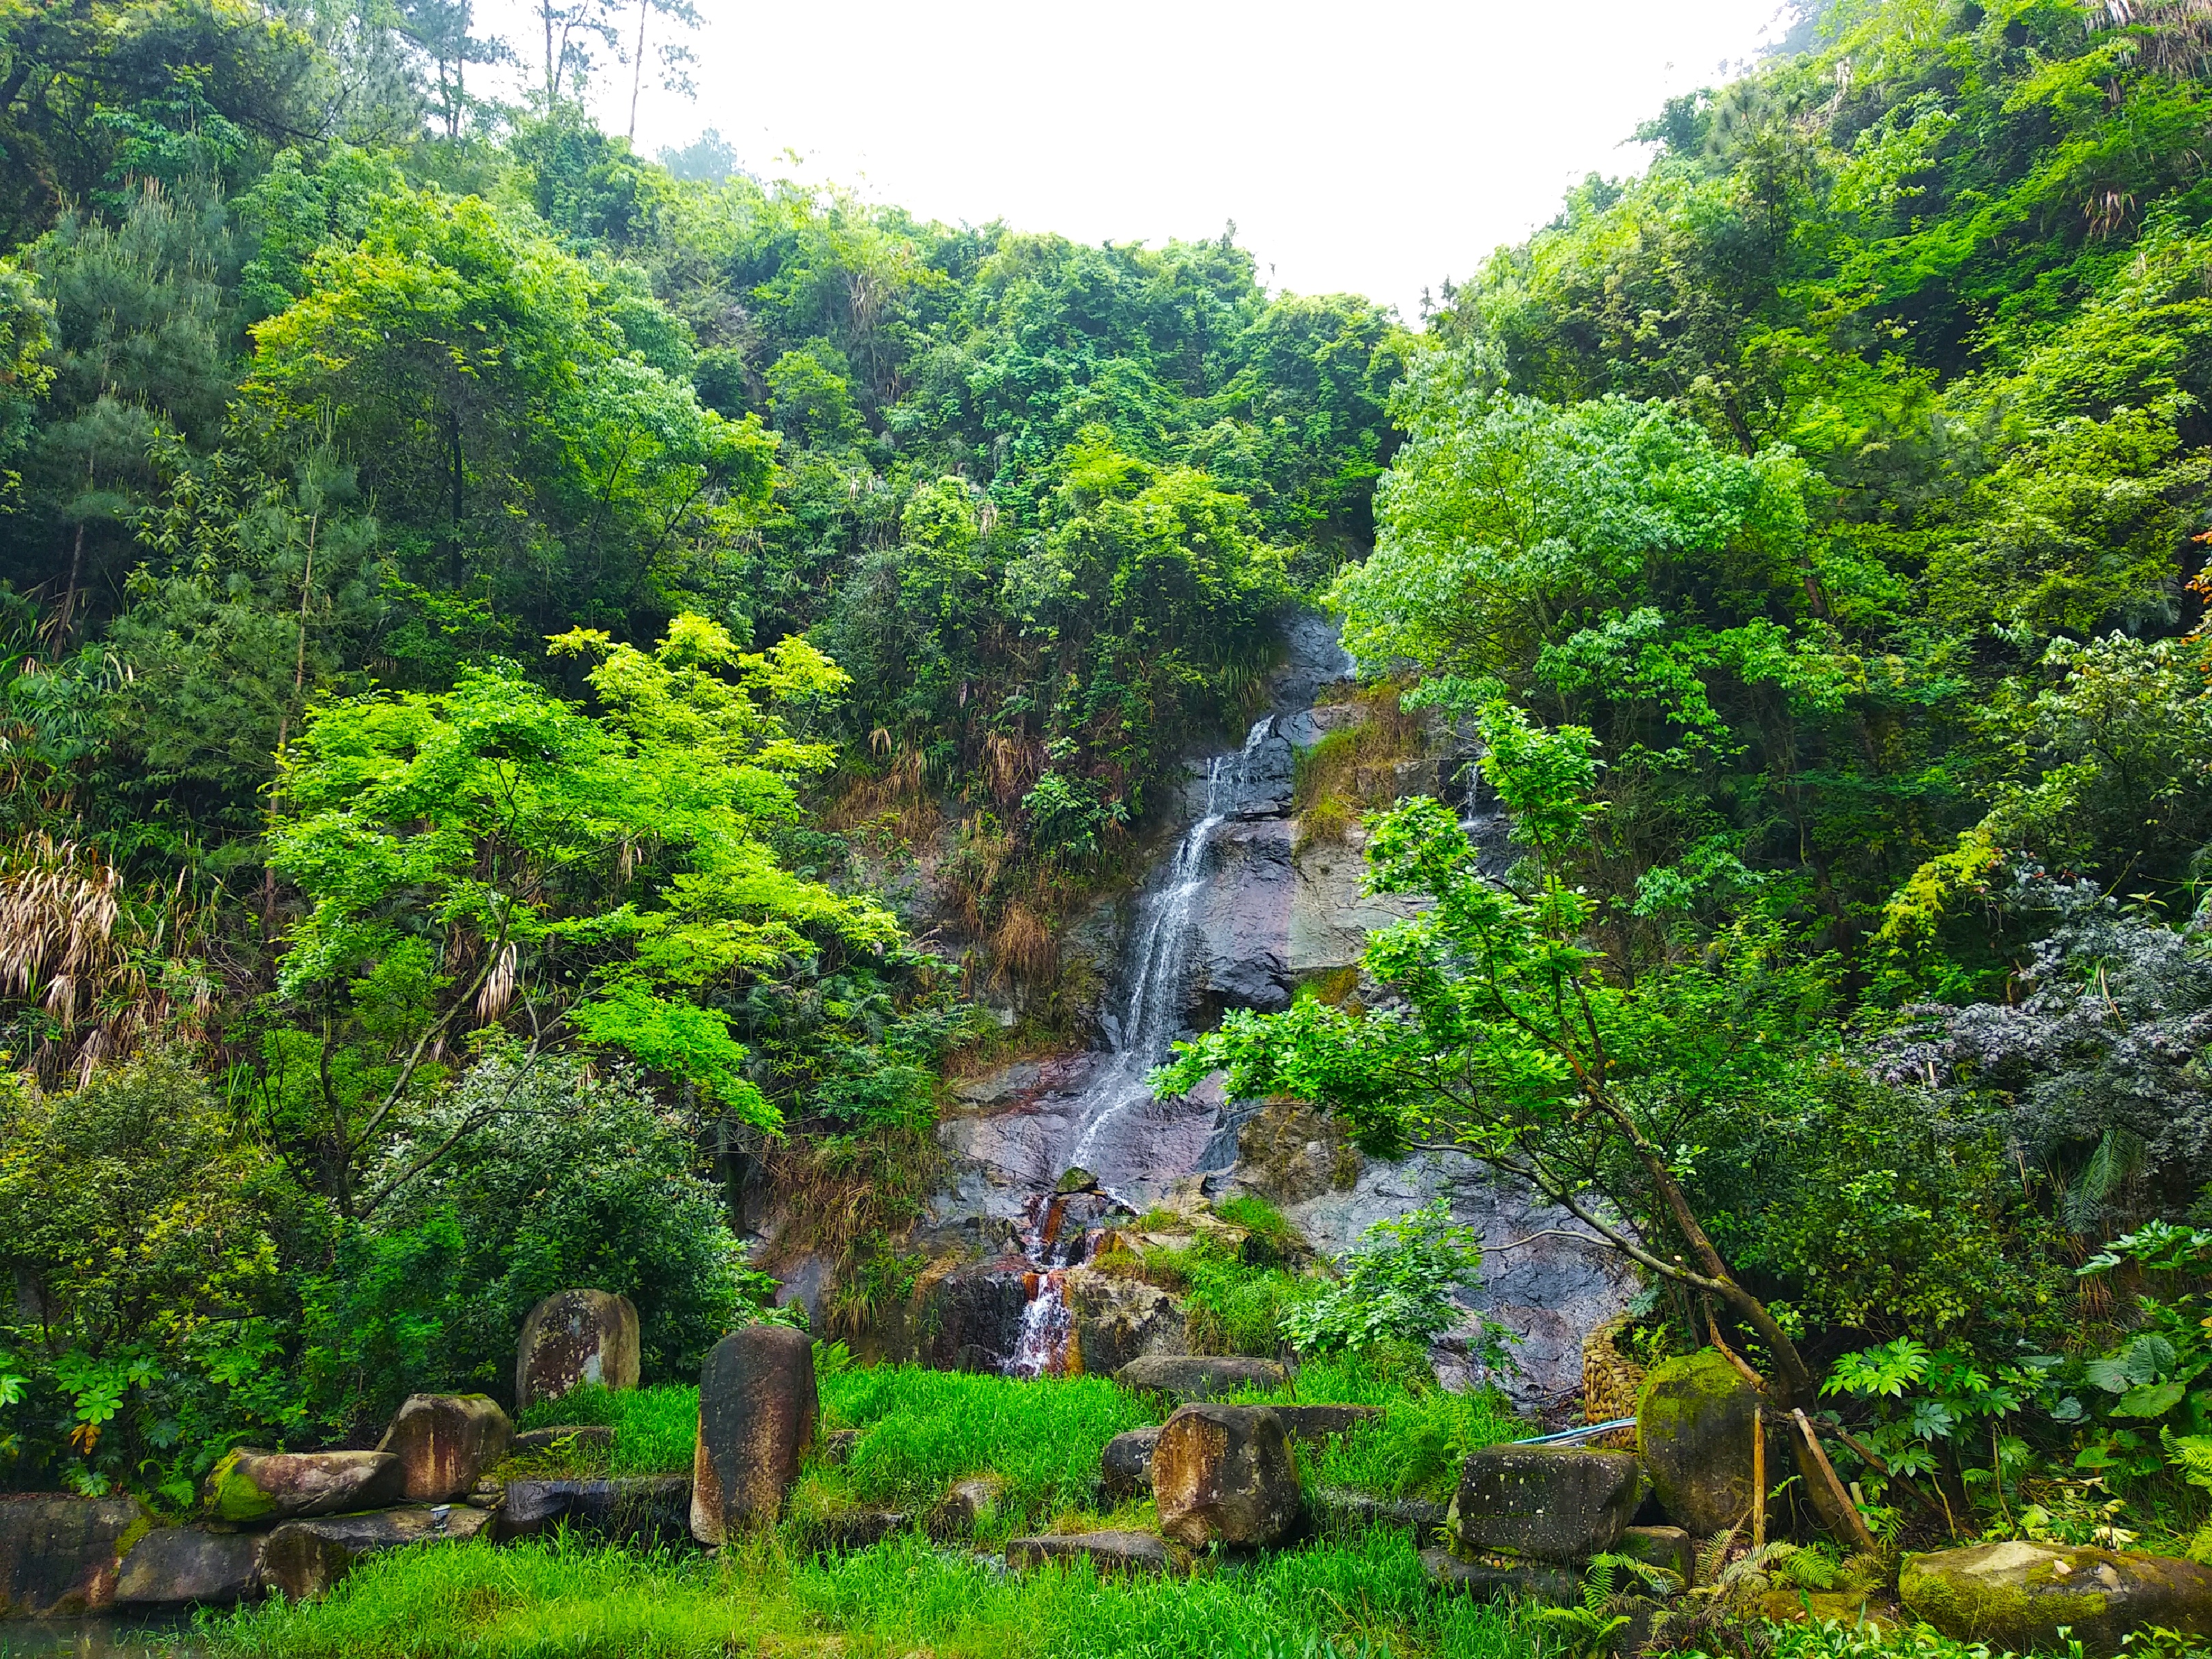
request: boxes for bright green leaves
[269,615,898,1123]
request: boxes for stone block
[1307,1486,1449,1540]
[0,1494,141,1616]
[1421,1545,1585,1605]
[257,1504,491,1603]
[1006,1530,1188,1576]
[689,1325,818,1543]
[1635,1348,1763,1537]
[1152,1403,1303,1549]
[377,1394,513,1502]
[1099,1428,1161,1502]
[1449,1445,1641,1563]
[1618,1523,1694,1587]
[1114,1355,1286,1402]
[1271,1404,1380,1446]
[1901,1541,2212,1657]
[496,1478,692,1546]
[928,1475,1007,1538]
[206,1449,405,1524]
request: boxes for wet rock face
[515,1289,640,1410]
[1636,1349,1764,1537]
[1062,1268,1186,1378]
[1900,1541,2212,1656]
[1449,1445,1643,1563]
[690,1324,818,1542]
[377,1393,514,1503]
[0,1495,141,1616]
[1275,1159,1635,1413]
[207,1449,406,1524]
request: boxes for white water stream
[1004,718,1273,1377]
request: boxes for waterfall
[1002,718,1273,1376]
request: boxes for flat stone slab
[1308,1486,1448,1539]
[1114,1355,1286,1402]
[1007,1530,1189,1577]
[801,1508,908,1551]
[255,1505,492,1604]
[497,1477,692,1546]
[1271,1404,1380,1445]
[1421,1546,1583,1605]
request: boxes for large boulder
[0,1494,143,1615]
[377,1394,514,1502]
[690,1324,818,1543]
[1062,1269,1187,1377]
[498,1478,692,1546]
[114,1527,265,1608]
[1151,1403,1303,1548]
[1006,1530,1189,1577]
[1636,1348,1763,1536]
[259,1504,493,1602]
[1114,1355,1286,1402]
[207,1449,406,1524]
[1900,1541,2212,1656]
[1449,1445,1642,1562]
[515,1289,640,1410]
[1099,1428,1162,1502]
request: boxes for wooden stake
[1793,1407,1877,1552]
[1750,1404,1766,1552]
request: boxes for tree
[1152,701,1864,1536]
[265,613,901,1217]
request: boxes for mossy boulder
[514,1288,640,1410]
[205,1449,405,1524]
[1900,1540,2212,1656]
[1635,1348,1762,1536]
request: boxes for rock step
[1114,1355,1286,1402]
[498,1477,692,1546]
[1006,1531,1189,1577]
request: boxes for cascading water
[1000,719,1273,1376]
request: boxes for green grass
[203,1527,1540,1659]
[518,1349,1522,1508]
[1236,1347,1529,1501]
[513,1383,698,1476]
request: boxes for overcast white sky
[478,0,1794,320]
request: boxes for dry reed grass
[0,833,217,1081]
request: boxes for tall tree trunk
[627,0,647,138]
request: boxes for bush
[0,1050,305,1500]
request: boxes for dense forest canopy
[5,0,2212,1599]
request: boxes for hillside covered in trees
[5,0,2212,1654]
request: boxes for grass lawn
[205,1527,1533,1659]
[205,1357,1541,1656]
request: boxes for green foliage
[513,1382,701,1476]
[270,615,898,1128]
[1283,1200,1503,1359]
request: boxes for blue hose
[1511,1417,1635,1445]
